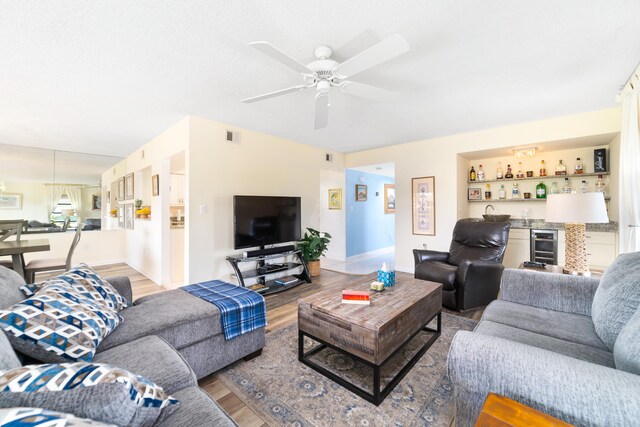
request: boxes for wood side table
[475,393,574,427]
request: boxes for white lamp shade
[546,193,609,223]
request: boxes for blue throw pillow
[0,363,179,427]
[0,407,116,426]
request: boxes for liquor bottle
[477,164,485,181]
[484,184,492,200]
[511,182,520,199]
[505,164,514,179]
[496,162,504,180]
[574,158,584,174]
[562,177,572,194]
[536,181,547,199]
[498,185,506,200]
[595,174,606,195]
[555,160,567,176]
[469,165,476,181]
[581,180,588,193]
[550,181,559,194]
[516,162,525,179]
[540,160,547,177]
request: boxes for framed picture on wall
[328,188,342,210]
[118,205,125,228]
[0,193,23,210]
[355,184,368,202]
[152,174,160,196]
[125,203,134,229]
[91,195,102,210]
[384,184,396,214]
[467,188,482,200]
[412,176,435,236]
[125,173,134,200]
[118,177,125,201]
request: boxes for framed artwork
[125,203,134,229]
[152,174,160,196]
[384,184,396,214]
[0,193,23,210]
[328,188,342,210]
[91,194,102,210]
[107,190,111,204]
[412,176,436,236]
[118,205,125,228]
[118,177,125,201]
[355,184,368,202]
[125,173,134,200]
[468,188,482,200]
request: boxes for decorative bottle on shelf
[562,177,572,194]
[550,181,559,194]
[499,185,506,200]
[477,164,485,181]
[536,181,547,199]
[516,162,525,179]
[540,160,547,177]
[496,162,504,180]
[484,184,492,200]
[595,174,606,196]
[581,180,588,193]
[469,165,476,181]
[511,182,520,199]
[555,160,567,176]
[504,164,514,179]
[574,158,584,175]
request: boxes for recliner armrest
[455,260,504,308]
[105,276,133,306]
[413,249,449,265]
[499,268,600,316]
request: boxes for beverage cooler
[530,229,558,264]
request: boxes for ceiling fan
[241,34,410,129]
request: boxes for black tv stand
[226,248,311,296]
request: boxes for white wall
[345,108,622,273]
[0,182,47,221]
[187,116,346,283]
[320,169,346,260]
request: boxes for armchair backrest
[447,220,511,265]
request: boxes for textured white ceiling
[1,1,639,157]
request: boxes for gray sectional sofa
[0,266,266,426]
[447,252,640,427]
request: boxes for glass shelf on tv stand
[226,249,301,263]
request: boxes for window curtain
[64,185,83,223]
[619,69,640,253]
[45,184,64,221]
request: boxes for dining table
[0,239,51,279]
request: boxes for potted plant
[136,207,151,219]
[298,227,332,277]
[134,199,143,218]
[110,208,117,218]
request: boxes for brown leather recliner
[413,219,510,311]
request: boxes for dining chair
[0,220,24,269]
[24,224,83,283]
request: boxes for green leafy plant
[298,227,332,262]
[134,199,143,209]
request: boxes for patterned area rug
[217,313,477,426]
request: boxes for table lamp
[545,193,609,276]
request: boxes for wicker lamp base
[563,222,591,277]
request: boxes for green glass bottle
[536,181,547,199]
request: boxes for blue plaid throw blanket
[182,280,267,340]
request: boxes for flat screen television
[233,195,301,249]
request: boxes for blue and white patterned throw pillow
[21,265,128,312]
[0,407,116,426]
[0,286,121,363]
[0,363,179,427]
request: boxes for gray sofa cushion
[474,320,614,367]
[0,266,26,310]
[614,306,640,375]
[94,335,197,395]
[155,386,237,427]
[98,290,221,352]
[0,408,116,426]
[592,252,640,350]
[0,330,20,371]
[482,300,608,351]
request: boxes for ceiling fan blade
[334,34,409,78]
[250,41,313,74]
[241,84,308,103]
[339,81,400,102]
[314,93,329,129]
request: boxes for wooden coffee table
[298,277,442,405]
